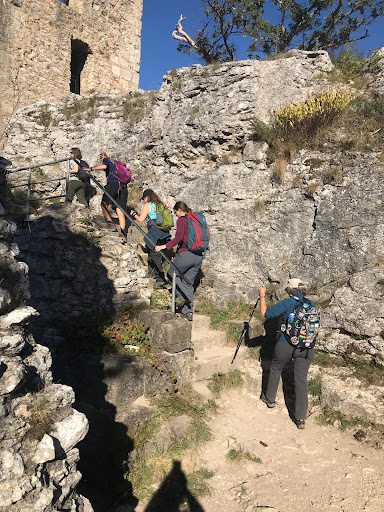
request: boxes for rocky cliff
[0,212,92,510]
[3,49,384,366]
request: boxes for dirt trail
[182,388,384,512]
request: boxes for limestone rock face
[4,50,384,365]
[0,217,93,511]
[366,47,384,96]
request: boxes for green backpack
[155,203,173,232]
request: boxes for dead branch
[172,14,197,48]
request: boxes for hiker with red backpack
[155,201,210,322]
[87,151,131,243]
[259,278,320,429]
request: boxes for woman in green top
[131,189,171,287]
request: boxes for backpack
[113,160,131,187]
[155,203,173,232]
[76,160,90,183]
[186,212,210,255]
[281,297,320,349]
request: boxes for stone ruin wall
[0,0,143,139]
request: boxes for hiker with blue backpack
[130,189,172,288]
[86,151,131,243]
[155,201,210,322]
[259,278,320,430]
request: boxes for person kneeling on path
[87,151,128,243]
[155,201,203,322]
[131,189,171,288]
[259,278,319,430]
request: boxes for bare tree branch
[172,14,197,48]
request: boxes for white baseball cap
[286,278,305,288]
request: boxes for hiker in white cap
[258,278,319,429]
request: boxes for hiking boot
[181,312,193,322]
[106,221,117,232]
[119,232,127,244]
[261,393,276,409]
[296,419,306,430]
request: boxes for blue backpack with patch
[281,296,320,349]
[186,212,210,255]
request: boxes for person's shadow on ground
[246,317,296,420]
[144,461,205,512]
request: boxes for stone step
[191,314,229,352]
[193,345,248,382]
[134,244,148,266]
[93,216,144,241]
[191,314,212,331]
[192,330,227,353]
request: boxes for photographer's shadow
[145,461,205,512]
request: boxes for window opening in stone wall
[70,40,91,95]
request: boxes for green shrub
[250,118,277,146]
[332,45,365,80]
[102,317,150,355]
[61,313,149,356]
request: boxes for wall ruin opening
[70,39,91,95]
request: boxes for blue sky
[139,0,384,91]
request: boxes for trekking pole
[231,297,260,364]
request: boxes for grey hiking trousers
[265,342,314,421]
[168,251,203,315]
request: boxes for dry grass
[27,395,54,441]
[292,175,304,187]
[323,166,343,185]
[271,157,287,183]
[253,199,267,214]
[306,181,320,197]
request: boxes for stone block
[136,310,192,353]
[51,410,89,456]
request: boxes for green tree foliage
[177,0,263,63]
[177,0,384,63]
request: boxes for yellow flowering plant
[274,88,355,140]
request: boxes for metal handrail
[6,157,71,211]
[87,170,191,291]
[7,158,70,174]
[5,156,190,312]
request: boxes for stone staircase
[191,313,249,385]
[93,214,149,268]
[95,214,256,393]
